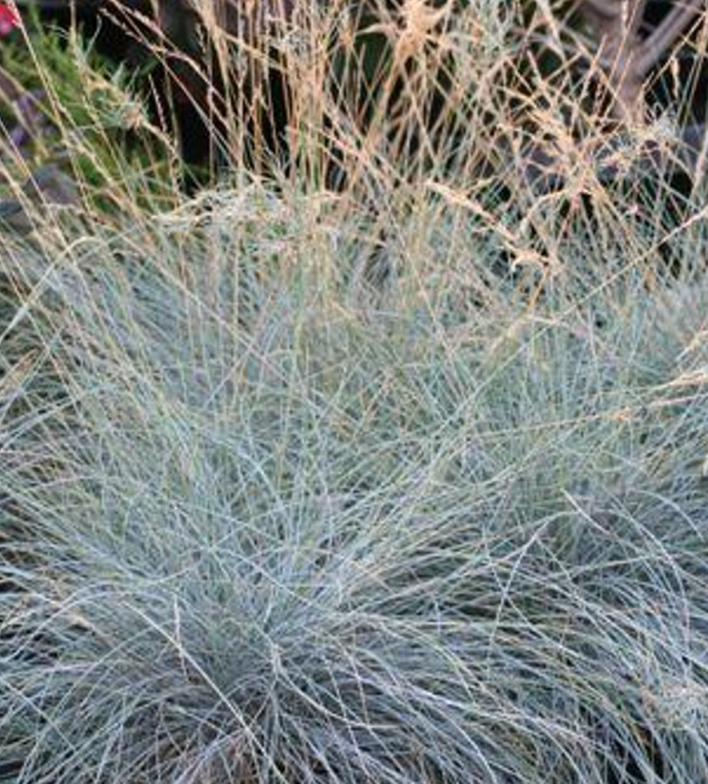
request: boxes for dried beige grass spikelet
[393,0,450,65]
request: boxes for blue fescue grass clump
[1,188,708,784]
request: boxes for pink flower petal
[0,4,20,37]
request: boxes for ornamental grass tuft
[1,183,707,783]
[1,2,708,781]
